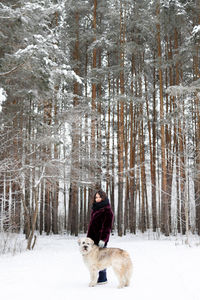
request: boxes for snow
[14,45,38,57]
[192,25,200,35]
[0,233,200,300]
[0,87,6,111]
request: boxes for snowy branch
[0,63,26,77]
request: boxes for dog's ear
[90,239,94,246]
[77,238,81,246]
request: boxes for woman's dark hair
[93,189,107,202]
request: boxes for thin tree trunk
[91,0,97,189]
[195,93,200,234]
[124,103,129,235]
[129,54,136,234]
[27,187,39,250]
[117,0,125,237]
[70,10,80,236]
[44,182,51,235]
[156,1,169,236]
[39,180,44,234]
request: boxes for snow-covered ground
[0,233,200,300]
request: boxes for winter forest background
[0,0,200,250]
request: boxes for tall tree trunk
[39,180,44,234]
[106,53,111,195]
[129,54,136,234]
[70,10,80,236]
[44,181,51,235]
[124,103,129,235]
[117,0,125,236]
[96,48,102,188]
[156,1,169,235]
[27,186,39,250]
[145,70,157,231]
[195,93,200,234]
[194,1,200,235]
[91,0,97,189]
[111,96,115,225]
[43,99,52,235]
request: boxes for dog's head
[78,237,94,255]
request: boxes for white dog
[78,237,133,288]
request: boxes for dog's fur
[78,237,133,288]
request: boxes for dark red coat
[87,204,114,246]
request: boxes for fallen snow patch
[0,233,200,300]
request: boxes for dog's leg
[124,270,131,287]
[112,265,124,288]
[89,268,98,287]
[124,261,133,287]
[124,272,130,287]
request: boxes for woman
[87,189,114,285]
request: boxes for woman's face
[95,193,102,203]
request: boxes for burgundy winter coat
[87,203,114,246]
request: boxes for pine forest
[0,0,200,249]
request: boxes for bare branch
[0,63,25,77]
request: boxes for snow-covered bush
[0,231,26,255]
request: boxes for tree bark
[117,0,125,236]
[156,1,169,236]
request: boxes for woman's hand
[98,240,105,248]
